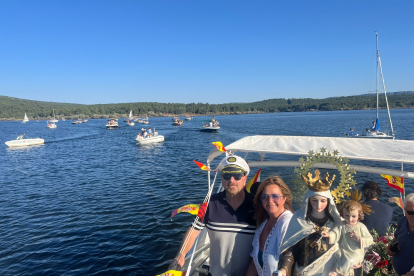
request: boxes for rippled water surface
[1,110,414,275]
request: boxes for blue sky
[1,1,413,105]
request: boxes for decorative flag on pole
[212,141,226,152]
[246,168,262,193]
[171,202,208,221]
[156,270,187,276]
[389,197,404,210]
[381,175,404,193]
[194,160,209,171]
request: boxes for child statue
[321,200,373,276]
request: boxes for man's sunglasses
[222,173,244,181]
[406,210,414,216]
[260,193,283,202]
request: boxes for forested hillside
[1,94,414,120]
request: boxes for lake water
[1,109,413,276]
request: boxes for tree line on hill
[1,94,414,120]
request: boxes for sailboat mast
[377,34,395,136]
[376,32,379,119]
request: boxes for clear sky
[1,1,413,105]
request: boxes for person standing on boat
[277,173,343,276]
[148,128,152,138]
[360,181,393,237]
[169,155,256,276]
[245,175,294,276]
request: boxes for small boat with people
[135,127,164,145]
[106,118,119,129]
[172,117,183,126]
[163,135,414,276]
[185,116,193,121]
[83,119,88,123]
[127,119,135,126]
[345,33,395,140]
[22,113,29,123]
[46,121,57,129]
[200,118,220,132]
[5,134,45,147]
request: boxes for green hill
[1,94,414,120]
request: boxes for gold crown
[301,169,336,192]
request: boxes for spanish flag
[389,197,404,210]
[171,202,208,221]
[381,174,404,193]
[212,141,226,152]
[156,270,186,276]
[246,168,262,193]
[194,160,209,171]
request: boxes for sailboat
[350,33,395,140]
[22,113,29,123]
[50,109,59,123]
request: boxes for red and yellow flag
[171,202,208,221]
[194,160,209,170]
[246,168,262,193]
[381,174,404,193]
[156,270,186,276]
[212,141,226,152]
[389,197,404,210]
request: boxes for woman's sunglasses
[406,210,414,216]
[260,193,283,202]
[222,173,244,181]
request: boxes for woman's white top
[251,210,293,276]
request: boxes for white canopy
[207,135,414,165]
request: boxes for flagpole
[186,170,218,274]
[402,163,405,215]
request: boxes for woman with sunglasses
[277,176,343,276]
[245,175,294,276]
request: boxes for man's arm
[168,227,200,270]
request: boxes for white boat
[5,135,44,147]
[106,118,119,129]
[83,119,88,123]
[349,33,395,139]
[200,119,220,132]
[22,113,29,123]
[136,129,164,145]
[172,117,183,126]
[129,110,133,120]
[62,117,66,121]
[47,121,57,129]
[169,135,414,275]
[127,120,135,126]
[185,116,193,121]
[50,109,59,123]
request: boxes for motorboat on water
[106,118,119,129]
[200,118,220,132]
[22,113,29,123]
[185,116,193,121]
[5,134,44,147]
[47,121,57,129]
[127,119,135,126]
[72,119,82,124]
[83,119,88,123]
[172,117,183,126]
[346,33,395,140]
[167,135,414,275]
[136,128,164,145]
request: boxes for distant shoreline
[1,106,413,122]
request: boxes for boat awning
[207,135,414,165]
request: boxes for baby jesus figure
[321,200,373,276]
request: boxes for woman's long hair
[253,175,294,226]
